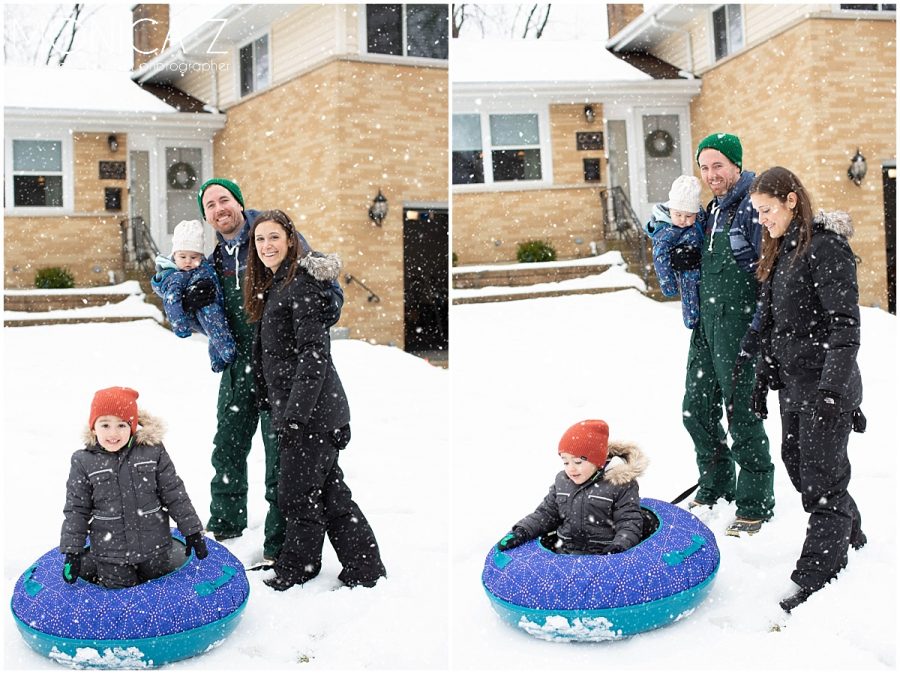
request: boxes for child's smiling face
[560,452,598,485]
[93,415,131,452]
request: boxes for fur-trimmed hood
[603,439,649,486]
[300,252,341,282]
[814,209,853,238]
[82,409,166,447]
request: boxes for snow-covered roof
[452,39,652,84]
[3,66,177,114]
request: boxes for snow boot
[725,517,764,536]
[779,586,814,613]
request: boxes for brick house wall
[689,18,896,308]
[453,102,605,265]
[5,133,129,288]
[210,59,448,347]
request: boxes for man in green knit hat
[677,132,775,536]
[185,178,343,566]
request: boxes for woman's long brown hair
[243,209,305,322]
[750,166,814,282]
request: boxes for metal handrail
[599,186,650,288]
[126,216,161,275]
[344,273,380,303]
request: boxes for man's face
[202,185,245,238]
[698,148,741,197]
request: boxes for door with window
[403,206,448,356]
[159,145,204,256]
[129,150,153,267]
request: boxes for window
[11,140,64,207]
[489,114,542,182]
[452,114,483,185]
[712,4,743,61]
[239,33,269,97]
[452,112,544,186]
[366,4,448,60]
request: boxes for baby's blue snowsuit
[644,204,705,329]
[151,256,237,372]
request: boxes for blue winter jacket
[646,204,705,329]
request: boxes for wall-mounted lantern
[107,134,119,153]
[368,189,388,226]
[584,105,596,124]
[847,148,867,186]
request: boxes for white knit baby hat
[171,220,205,255]
[665,175,701,214]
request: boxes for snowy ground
[3,288,896,671]
[452,289,897,670]
[3,319,449,670]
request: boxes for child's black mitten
[182,278,217,312]
[497,527,529,551]
[184,532,209,560]
[62,552,82,584]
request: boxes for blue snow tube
[10,529,249,668]
[482,498,719,641]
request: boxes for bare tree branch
[521,4,537,39]
[534,4,551,39]
[45,4,83,66]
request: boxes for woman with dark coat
[748,167,866,613]
[243,209,385,591]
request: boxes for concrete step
[453,261,612,289]
[452,285,627,305]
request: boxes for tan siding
[178,65,217,103]
[689,18,895,307]
[549,103,605,187]
[272,5,341,83]
[453,188,604,265]
[210,60,447,347]
[5,215,124,288]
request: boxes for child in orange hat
[59,387,208,589]
[496,420,648,555]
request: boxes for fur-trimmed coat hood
[300,251,342,282]
[62,410,202,563]
[513,439,647,554]
[813,209,853,238]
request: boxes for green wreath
[167,161,198,190]
[645,129,674,158]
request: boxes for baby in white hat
[150,220,236,371]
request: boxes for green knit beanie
[197,178,245,216]
[696,132,742,171]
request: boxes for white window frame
[234,28,271,99]
[4,131,74,215]
[359,4,449,66]
[709,4,745,62]
[451,105,553,192]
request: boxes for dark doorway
[883,163,896,315]
[403,206,449,358]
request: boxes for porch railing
[599,186,650,288]
[121,216,161,276]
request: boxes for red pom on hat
[89,387,140,434]
[558,420,609,467]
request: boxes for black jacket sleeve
[284,279,332,426]
[514,483,562,539]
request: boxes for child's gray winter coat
[151,256,237,372]
[513,440,648,554]
[60,410,203,564]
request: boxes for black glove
[182,277,217,313]
[814,390,842,430]
[851,407,867,433]
[759,354,785,391]
[321,283,344,328]
[332,423,351,450]
[184,532,209,560]
[751,373,769,420]
[496,527,530,552]
[735,330,760,366]
[62,552,82,584]
[670,245,702,272]
[604,542,626,555]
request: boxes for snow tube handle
[662,534,706,567]
[23,565,44,597]
[493,548,513,570]
[193,564,237,597]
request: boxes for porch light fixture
[368,189,388,226]
[107,134,119,153]
[847,148,867,186]
[584,105,595,124]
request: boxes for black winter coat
[514,440,648,554]
[254,252,350,434]
[757,210,863,411]
[60,411,203,563]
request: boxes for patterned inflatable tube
[482,498,719,641]
[10,530,249,668]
